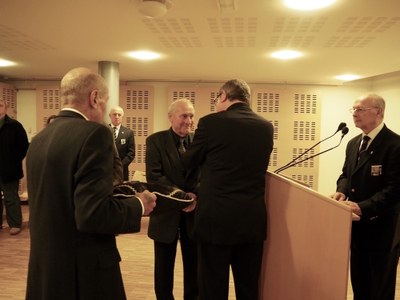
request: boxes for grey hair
[168,98,195,115]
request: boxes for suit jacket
[0,114,29,182]
[182,102,274,245]
[336,124,400,249]
[114,125,135,181]
[146,128,199,243]
[26,110,143,300]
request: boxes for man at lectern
[182,79,274,300]
[331,93,400,300]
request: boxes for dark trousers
[197,241,264,300]
[0,178,22,228]
[154,223,198,300]
[350,242,399,300]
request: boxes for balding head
[60,67,109,123]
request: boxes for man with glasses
[331,93,400,300]
[182,79,274,300]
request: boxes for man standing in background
[0,98,29,235]
[331,93,400,300]
[146,98,199,300]
[182,79,274,300]
[109,106,135,181]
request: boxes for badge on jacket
[371,165,382,176]
[121,138,126,145]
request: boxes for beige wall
[11,71,400,195]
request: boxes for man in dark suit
[26,67,157,300]
[0,98,29,235]
[109,106,135,181]
[182,79,274,300]
[331,93,400,300]
[146,98,199,300]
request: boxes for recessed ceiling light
[128,50,161,61]
[270,50,303,60]
[284,0,336,11]
[0,59,16,67]
[335,74,360,81]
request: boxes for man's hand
[182,192,197,213]
[136,190,157,216]
[341,200,362,216]
[330,192,346,201]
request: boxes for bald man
[109,106,135,181]
[332,93,400,300]
[26,67,156,300]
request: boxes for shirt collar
[363,122,384,142]
[61,108,88,120]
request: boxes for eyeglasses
[212,92,222,105]
[348,107,378,114]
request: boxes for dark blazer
[0,114,29,182]
[146,129,199,243]
[115,125,135,181]
[336,124,400,249]
[26,110,144,300]
[182,102,274,245]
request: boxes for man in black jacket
[0,99,29,235]
[109,106,135,181]
[146,99,199,300]
[182,79,274,300]
[331,93,400,300]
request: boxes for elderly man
[331,93,400,300]
[109,106,135,181]
[146,99,199,300]
[26,67,156,300]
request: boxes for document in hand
[113,181,194,214]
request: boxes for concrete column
[98,61,119,122]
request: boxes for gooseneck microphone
[274,122,347,174]
[275,126,349,173]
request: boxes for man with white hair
[332,93,400,300]
[26,67,156,300]
[109,106,135,181]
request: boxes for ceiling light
[216,0,237,14]
[284,0,336,11]
[136,0,172,18]
[0,59,16,67]
[335,74,361,81]
[270,50,303,60]
[128,50,161,60]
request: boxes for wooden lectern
[259,172,353,300]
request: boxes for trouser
[197,241,264,300]
[153,223,198,300]
[0,178,22,228]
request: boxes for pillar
[98,61,120,122]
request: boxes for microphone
[275,127,349,173]
[274,122,346,174]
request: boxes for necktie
[178,138,186,157]
[358,135,370,160]
[113,127,117,141]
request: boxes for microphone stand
[275,128,348,174]
[274,123,346,174]
[274,122,347,174]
